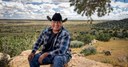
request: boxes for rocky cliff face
[9,50,113,67]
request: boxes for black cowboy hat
[47,13,68,23]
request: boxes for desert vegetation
[0,19,128,67]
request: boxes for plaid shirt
[32,26,71,56]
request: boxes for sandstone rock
[9,50,113,67]
[0,52,10,67]
[68,54,112,67]
[9,50,50,67]
[0,53,10,61]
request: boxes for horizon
[0,18,125,21]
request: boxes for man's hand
[38,52,49,64]
[28,53,35,62]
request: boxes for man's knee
[53,56,63,62]
[29,54,40,65]
[51,55,68,67]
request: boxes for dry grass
[71,48,81,54]
[85,39,128,67]
[70,39,128,67]
[1,20,128,67]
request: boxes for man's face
[51,21,62,32]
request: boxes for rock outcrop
[9,50,113,67]
[0,53,10,67]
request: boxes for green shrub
[80,45,97,56]
[123,32,128,38]
[77,34,95,44]
[0,33,37,57]
[113,31,118,37]
[70,40,84,48]
[96,33,111,41]
[112,31,126,38]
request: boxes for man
[28,13,71,67]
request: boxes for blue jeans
[29,53,71,67]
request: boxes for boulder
[103,50,111,56]
[9,50,113,67]
[0,52,10,67]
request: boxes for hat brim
[47,16,67,23]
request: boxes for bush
[70,40,84,48]
[76,34,95,44]
[0,33,36,57]
[123,32,128,38]
[80,45,97,56]
[96,33,111,41]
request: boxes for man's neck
[52,30,59,34]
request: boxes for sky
[0,0,128,20]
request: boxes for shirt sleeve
[49,34,70,55]
[31,30,44,53]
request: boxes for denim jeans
[29,53,71,67]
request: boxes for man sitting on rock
[28,13,72,67]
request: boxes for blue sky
[0,0,128,20]
[116,0,128,3]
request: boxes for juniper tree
[69,0,125,23]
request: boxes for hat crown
[47,13,67,22]
[52,13,62,21]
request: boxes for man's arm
[28,30,45,62]
[38,52,49,64]
[31,31,44,53]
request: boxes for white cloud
[111,1,128,8]
[30,0,42,2]
[58,3,70,8]
[0,0,2,3]
[42,4,53,10]
[0,0,128,20]
[3,2,16,8]
[91,1,128,20]
[0,4,2,9]
[25,4,40,10]
[14,2,24,10]
[110,1,128,19]
[10,0,43,3]
[52,0,69,2]
[9,0,69,2]
[42,0,52,3]
[0,9,3,18]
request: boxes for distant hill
[93,18,128,30]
